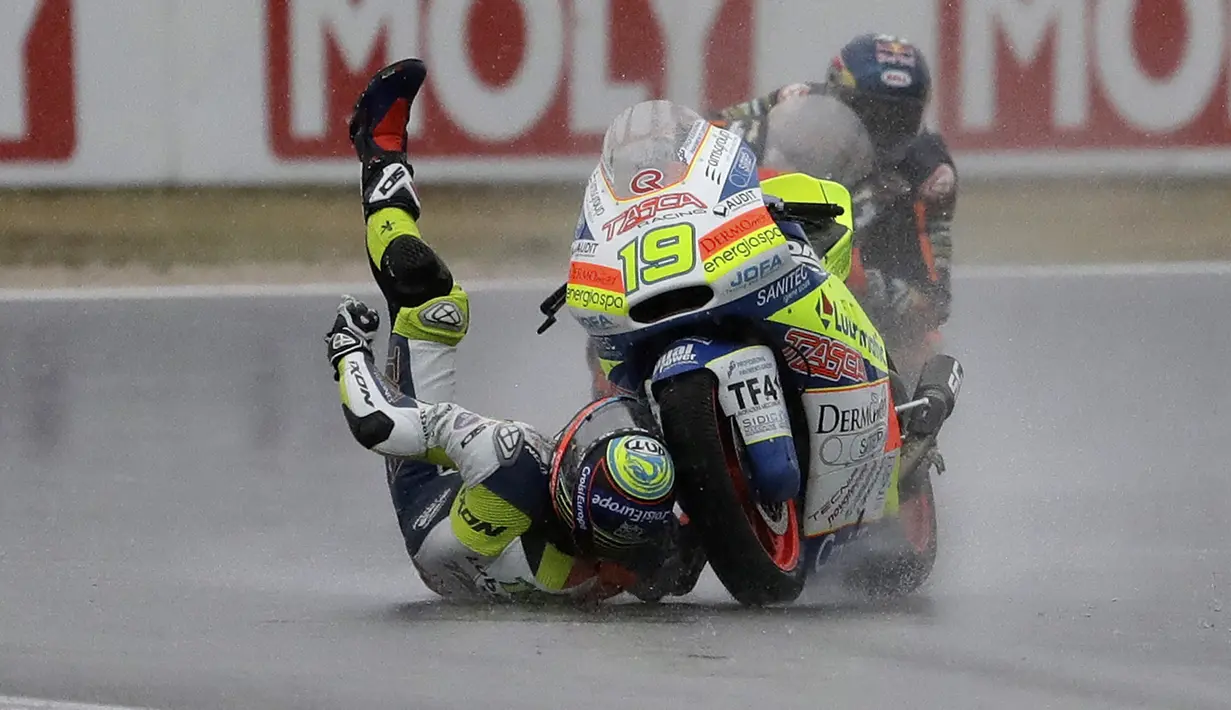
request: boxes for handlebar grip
[539,283,567,317]
[905,354,963,436]
[780,201,846,221]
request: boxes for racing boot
[350,59,470,404]
[350,59,454,315]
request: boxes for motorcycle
[538,100,961,606]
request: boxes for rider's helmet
[549,397,678,562]
[824,33,931,152]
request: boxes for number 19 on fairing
[617,223,697,295]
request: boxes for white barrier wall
[0,0,1225,185]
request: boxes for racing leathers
[332,204,698,603]
[333,208,634,601]
[708,83,957,377]
[340,59,703,602]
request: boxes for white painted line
[0,281,372,302]
[0,696,161,710]
[0,277,562,303]
[1,262,1230,302]
[956,261,1231,279]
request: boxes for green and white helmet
[549,397,677,561]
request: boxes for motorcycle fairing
[566,108,795,339]
[763,278,891,379]
[591,259,825,394]
[796,378,902,538]
[760,173,856,282]
[593,255,892,395]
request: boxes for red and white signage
[266,0,754,160]
[9,0,1231,185]
[939,0,1231,153]
[0,0,75,161]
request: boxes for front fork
[648,337,803,504]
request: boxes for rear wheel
[843,459,938,598]
[657,370,806,606]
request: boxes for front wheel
[656,370,806,606]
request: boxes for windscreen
[599,100,709,200]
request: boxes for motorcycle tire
[843,464,937,598]
[657,370,806,606]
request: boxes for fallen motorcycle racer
[325,60,704,603]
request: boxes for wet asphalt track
[1,267,1230,710]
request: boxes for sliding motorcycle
[538,100,961,605]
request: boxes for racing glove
[325,296,381,379]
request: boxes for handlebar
[774,201,846,225]
[536,283,568,334]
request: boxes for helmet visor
[844,91,924,151]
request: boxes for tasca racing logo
[602,192,706,239]
[704,226,782,274]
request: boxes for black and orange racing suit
[707,82,957,380]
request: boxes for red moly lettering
[0,0,75,160]
[266,0,755,158]
[940,0,1231,150]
